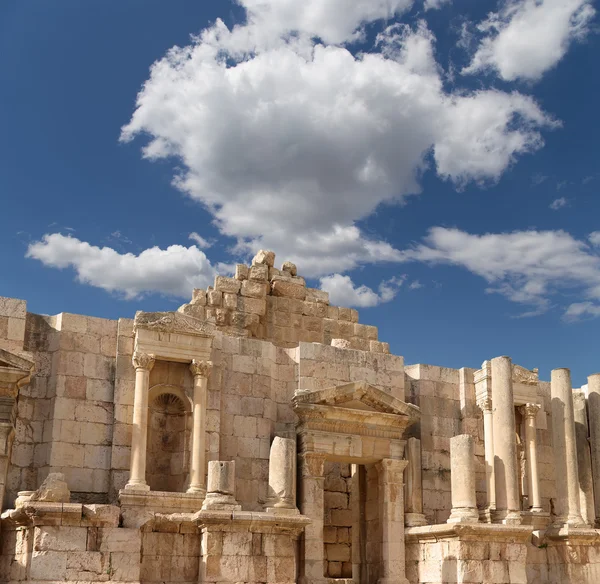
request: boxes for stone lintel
[541,525,600,545]
[119,489,206,514]
[196,508,311,536]
[405,523,534,544]
[1,503,120,528]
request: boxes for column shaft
[404,437,427,526]
[126,352,154,491]
[588,374,600,527]
[491,356,521,524]
[481,400,496,512]
[377,458,409,584]
[551,368,585,527]
[188,360,211,494]
[448,434,479,523]
[521,404,543,512]
[573,391,595,525]
[298,452,326,584]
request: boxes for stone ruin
[0,249,600,583]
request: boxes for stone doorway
[294,380,420,584]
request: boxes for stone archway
[146,385,192,492]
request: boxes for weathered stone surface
[252,249,276,267]
[30,473,70,503]
[271,280,306,300]
[281,261,297,276]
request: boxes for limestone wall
[178,253,388,353]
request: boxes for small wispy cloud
[189,232,212,249]
[549,197,568,210]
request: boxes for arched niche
[146,384,192,492]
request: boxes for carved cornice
[132,351,155,371]
[134,311,215,338]
[190,360,212,378]
[520,403,541,419]
[513,365,539,386]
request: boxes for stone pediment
[0,349,34,395]
[0,349,34,373]
[134,311,215,338]
[294,380,420,421]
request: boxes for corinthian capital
[190,359,212,378]
[520,403,541,420]
[132,351,155,371]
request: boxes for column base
[479,506,495,523]
[405,512,427,527]
[186,486,206,498]
[551,514,587,529]
[123,481,150,492]
[265,506,299,515]
[448,507,479,524]
[201,493,241,511]
[492,509,522,525]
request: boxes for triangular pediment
[294,380,420,421]
[0,349,34,373]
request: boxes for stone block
[326,543,351,562]
[235,264,249,280]
[0,296,26,318]
[238,296,267,316]
[223,292,238,310]
[34,526,87,551]
[192,288,207,304]
[271,280,307,300]
[29,550,68,580]
[214,275,242,294]
[111,551,141,581]
[249,264,269,281]
[207,290,222,306]
[306,288,329,304]
[241,279,268,298]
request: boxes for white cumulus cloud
[320,274,404,307]
[464,0,595,81]
[238,0,414,45]
[27,233,217,299]
[120,11,556,277]
[403,227,600,318]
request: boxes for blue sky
[1,0,598,385]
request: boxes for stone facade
[1,251,600,583]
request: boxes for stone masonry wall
[178,252,389,353]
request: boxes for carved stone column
[376,458,409,584]
[298,452,326,584]
[551,368,585,527]
[125,351,155,491]
[188,359,212,495]
[448,434,479,524]
[573,391,595,525]
[478,396,496,518]
[265,436,298,513]
[491,356,521,525]
[404,437,427,526]
[520,404,543,513]
[588,373,600,527]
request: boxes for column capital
[132,351,155,371]
[298,451,326,478]
[477,396,493,412]
[520,403,541,420]
[376,458,408,484]
[190,359,212,378]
